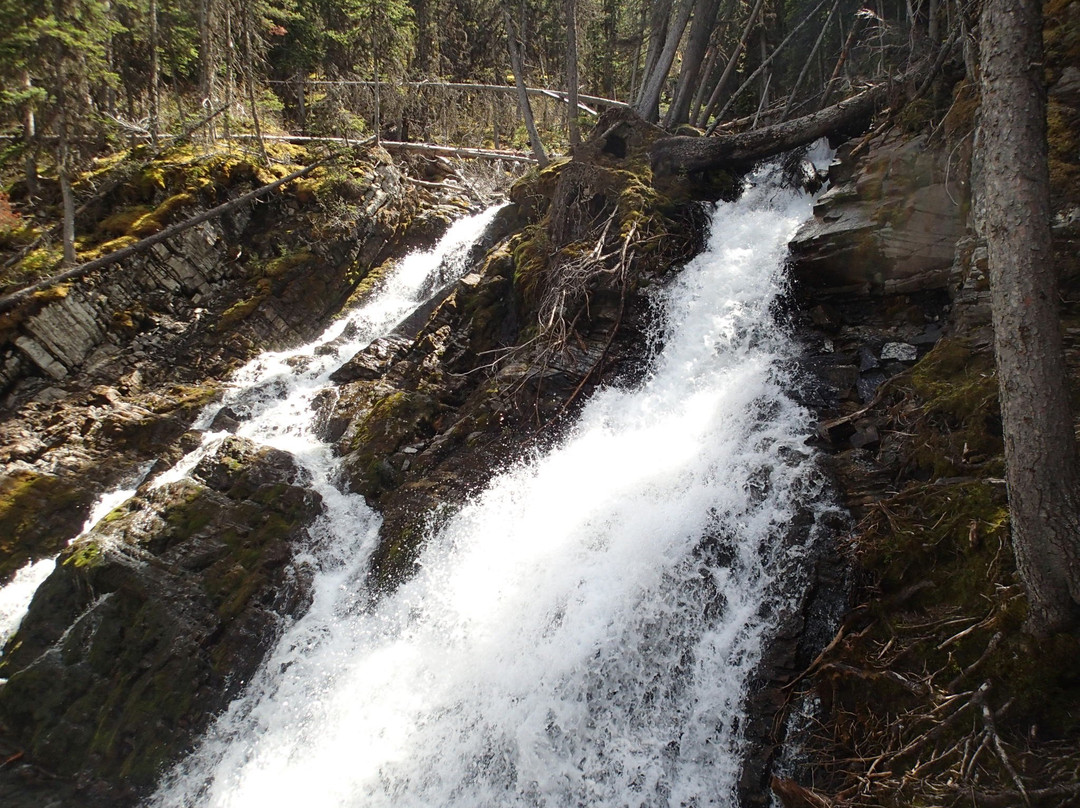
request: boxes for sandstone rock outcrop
[789,131,964,297]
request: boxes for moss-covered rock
[0,437,321,803]
[0,470,94,584]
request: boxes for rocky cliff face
[772,41,1080,805]
[0,145,476,803]
[0,147,453,577]
[1,438,320,804]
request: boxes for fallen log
[235,134,537,164]
[651,49,953,176]
[651,80,888,176]
[266,79,629,113]
[0,160,326,315]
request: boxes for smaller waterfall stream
[150,164,832,808]
[0,558,54,650]
[0,206,501,661]
[144,205,504,574]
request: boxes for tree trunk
[503,7,549,167]
[823,13,865,103]
[566,0,580,146]
[599,0,619,98]
[199,0,217,141]
[781,0,839,121]
[976,0,1080,634]
[149,0,160,150]
[695,0,767,127]
[224,6,233,140]
[296,69,306,133]
[639,0,674,104]
[57,114,76,266]
[240,5,268,164]
[665,0,724,127]
[706,0,830,133]
[635,0,696,122]
[689,42,720,123]
[21,70,38,197]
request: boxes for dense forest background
[0,0,955,182]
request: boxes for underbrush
[785,341,1080,807]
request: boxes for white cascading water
[148,161,832,808]
[0,558,54,650]
[0,207,501,657]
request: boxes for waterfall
[0,208,501,659]
[149,162,832,808]
[0,558,55,650]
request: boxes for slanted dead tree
[503,6,549,167]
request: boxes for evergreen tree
[0,0,118,262]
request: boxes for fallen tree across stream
[650,46,955,176]
[650,80,889,175]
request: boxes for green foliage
[906,339,1004,478]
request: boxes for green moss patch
[0,470,92,582]
[902,339,1004,478]
[794,337,1080,805]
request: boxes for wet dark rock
[857,369,889,402]
[849,420,880,450]
[0,437,322,804]
[857,345,881,372]
[209,405,242,432]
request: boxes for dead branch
[0,159,326,314]
[970,783,1080,807]
[973,686,1031,806]
[267,78,628,112]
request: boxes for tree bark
[149,0,160,150]
[635,0,696,122]
[199,0,217,141]
[639,0,674,104]
[503,7,549,167]
[21,70,38,197]
[58,164,76,267]
[665,0,724,127]
[224,5,234,140]
[566,0,580,146]
[976,0,1080,633]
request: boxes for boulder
[0,437,322,804]
[789,133,964,296]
